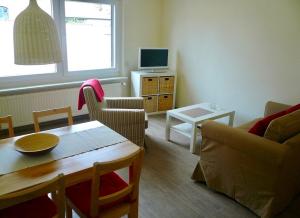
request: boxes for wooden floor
[69,114,300,218]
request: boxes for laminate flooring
[73,114,300,218]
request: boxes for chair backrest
[0,174,65,218]
[90,147,144,217]
[33,106,73,132]
[0,115,14,138]
[83,86,104,120]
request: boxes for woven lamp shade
[13,0,62,65]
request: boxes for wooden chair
[0,174,65,218]
[0,115,14,138]
[33,106,73,132]
[66,147,144,218]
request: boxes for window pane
[65,1,112,71]
[0,0,55,78]
[65,2,111,19]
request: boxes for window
[65,1,114,71]
[0,0,120,89]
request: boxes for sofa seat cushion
[264,110,300,143]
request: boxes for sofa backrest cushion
[249,111,286,136]
[283,133,300,147]
[264,110,300,143]
[264,101,291,117]
[249,103,300,136]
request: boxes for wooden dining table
[0,121,140,196]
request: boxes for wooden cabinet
[131,71,176,114]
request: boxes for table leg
[229,112,235,127]
[190,123,197,153]
[165,113,171,141]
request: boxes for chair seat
[66,172,129,218]
[0,195,57,218]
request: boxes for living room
[0,0,299,218]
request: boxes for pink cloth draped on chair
[78,79,105,110]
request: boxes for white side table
[165,103,235,153]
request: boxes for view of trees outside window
[65,1,112,71]
[0,0,55,77]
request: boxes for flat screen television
[138,48,169,70]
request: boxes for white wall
[121,0,162,94]
[162,0,300,125]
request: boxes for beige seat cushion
[264,110,300,143]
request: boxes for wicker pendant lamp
[13,0,62,65]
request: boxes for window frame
[0,0,121,90]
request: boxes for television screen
[139,48,168,69]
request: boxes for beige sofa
[192,101,300,218]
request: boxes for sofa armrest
[264,101,290,117]
[105,97,144,109]
[201,121,288,166]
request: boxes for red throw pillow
[286,103,300,113]
[248,103,300,136]
[248,111,286,136]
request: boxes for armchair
[83,86,146,147]
[192,101,300,218]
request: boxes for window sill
[0,77,128,97]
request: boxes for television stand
[139,69,169,73]
[131,70,177,114]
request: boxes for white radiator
[0,84,123,127]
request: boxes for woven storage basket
[159,76,174,94]
[158,94,173,111]
[143,95,158,113]
[142,77,158,95]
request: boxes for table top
[167,102,234,123]
[0,121,140,196]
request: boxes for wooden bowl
[15,133,59,155]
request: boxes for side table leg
[165,113,171,141]
[229,111,235,127]
[190,123,197,153]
